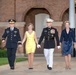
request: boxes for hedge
[0,49,7,57]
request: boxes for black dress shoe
[10,67,14,70]
[47,65,49,69]
[48,67,52,70]
[29,68,33,69]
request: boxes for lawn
[0,57,27,66]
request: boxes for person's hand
[57,46,61,49]
[18,44,22,47]
[60,43,62,46]
[21,41,24,45]
[37,44,41,48]
[2,40,6,48]
[74,43,76,49]
[2,40,5,43]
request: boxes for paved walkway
[0,56,76,75]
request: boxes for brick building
[0,0,76,54]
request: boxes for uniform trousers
[7,48,17,67]
[44,48,54,68]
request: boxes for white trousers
[44,48,54,68]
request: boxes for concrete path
[0,56,76,75]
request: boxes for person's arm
[60,30,64,45]
[17,29,22,45]
[34,31,38,45]
[2,29,7,42]
[55,29,59,46]
[22,32,26,45]
[38,29,45,44]
[34,31,41,48]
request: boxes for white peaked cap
[46,18,54,23]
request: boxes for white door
[35,13,50,40]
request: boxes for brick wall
[0,0,14,21]
[0,0,69,22]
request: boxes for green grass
[0,57,27,66]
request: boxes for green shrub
[0,49,7,57]
[0,39,2,49]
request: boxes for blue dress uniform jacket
[2,27,21,69]
[2,27,21,48]
[38,27,59,49]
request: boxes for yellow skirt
[25,41,36,54]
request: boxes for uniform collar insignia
[14,31,17,33]
[6,30,9,33]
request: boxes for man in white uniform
[38,18,60,70]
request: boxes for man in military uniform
[38,18,60,70]
[2,19,22,70]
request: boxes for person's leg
[11,48,16,68]
[68,54,71,69]
[28,53,31,68]
[30,53,34,68]
[44,49,49,66]
[48,49,54,69]
[7,48,12,68]
[64,55,69,69]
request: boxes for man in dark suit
[38,18,60,70]
[2,19,22,70]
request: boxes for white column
[69,0,76,57]
[69,0,75,28]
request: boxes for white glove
[37,44,41,48]
[57,46,61,49]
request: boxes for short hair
[64,21,70,25]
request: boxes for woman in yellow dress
[22,23,39,69]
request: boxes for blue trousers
[7,48,17,67]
